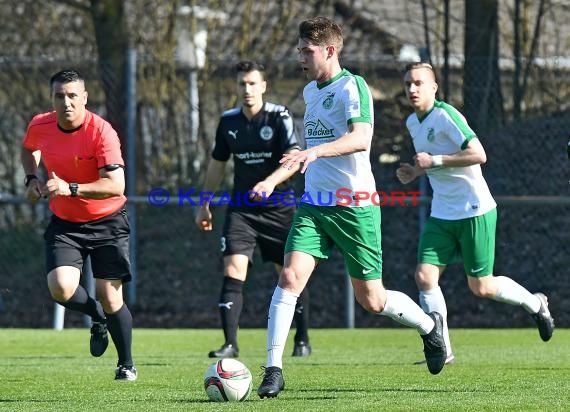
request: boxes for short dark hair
[235,60,266,78]
[299,17,343,54]
[50,69,84,88]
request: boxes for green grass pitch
[0,328,568,411]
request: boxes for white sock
[266,286,298,369]
[419,287,452,357]
[380,290,434,335]
[492,276,541,313]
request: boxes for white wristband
[431,155,443,168]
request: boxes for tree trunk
[89,0,129,149]
[463,0,504,133]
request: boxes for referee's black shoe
[90,321,109,357]
[532,293,554,342]
[208,343,239,358]
[421,312,447,375]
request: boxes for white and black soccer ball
[204,359,252,402]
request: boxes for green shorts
[285,203,382,280]
[418,208,497,277]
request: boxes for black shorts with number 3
[221,205,295,266]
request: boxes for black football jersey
[212,102,300,200]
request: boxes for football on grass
[204,359,252,402]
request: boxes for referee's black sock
[106,303,134,367]
[58,285,106,322]
[219,277,244,348]
[294,288,310,344]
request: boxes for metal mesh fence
[0,196,567,328]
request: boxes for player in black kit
[195,60,312,358]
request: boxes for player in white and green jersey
[258,17,448,400]
[302,68,376,206]
[398,62,555,366]
[405,99,496,220]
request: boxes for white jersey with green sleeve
[406,100,496,220]
[303,69,376,207]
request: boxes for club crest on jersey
[427,128,435,142]
[322,92,335,109]
[259,126,273,141]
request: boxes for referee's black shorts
[44,207,132,282]
[221,205,295,266]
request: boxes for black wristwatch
[69,183,79,197]
[24,174,38,187]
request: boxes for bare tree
[463,0,504,133]
[512,0,547,120]
[52,0,130,149]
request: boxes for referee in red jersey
[21,69,137,381]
